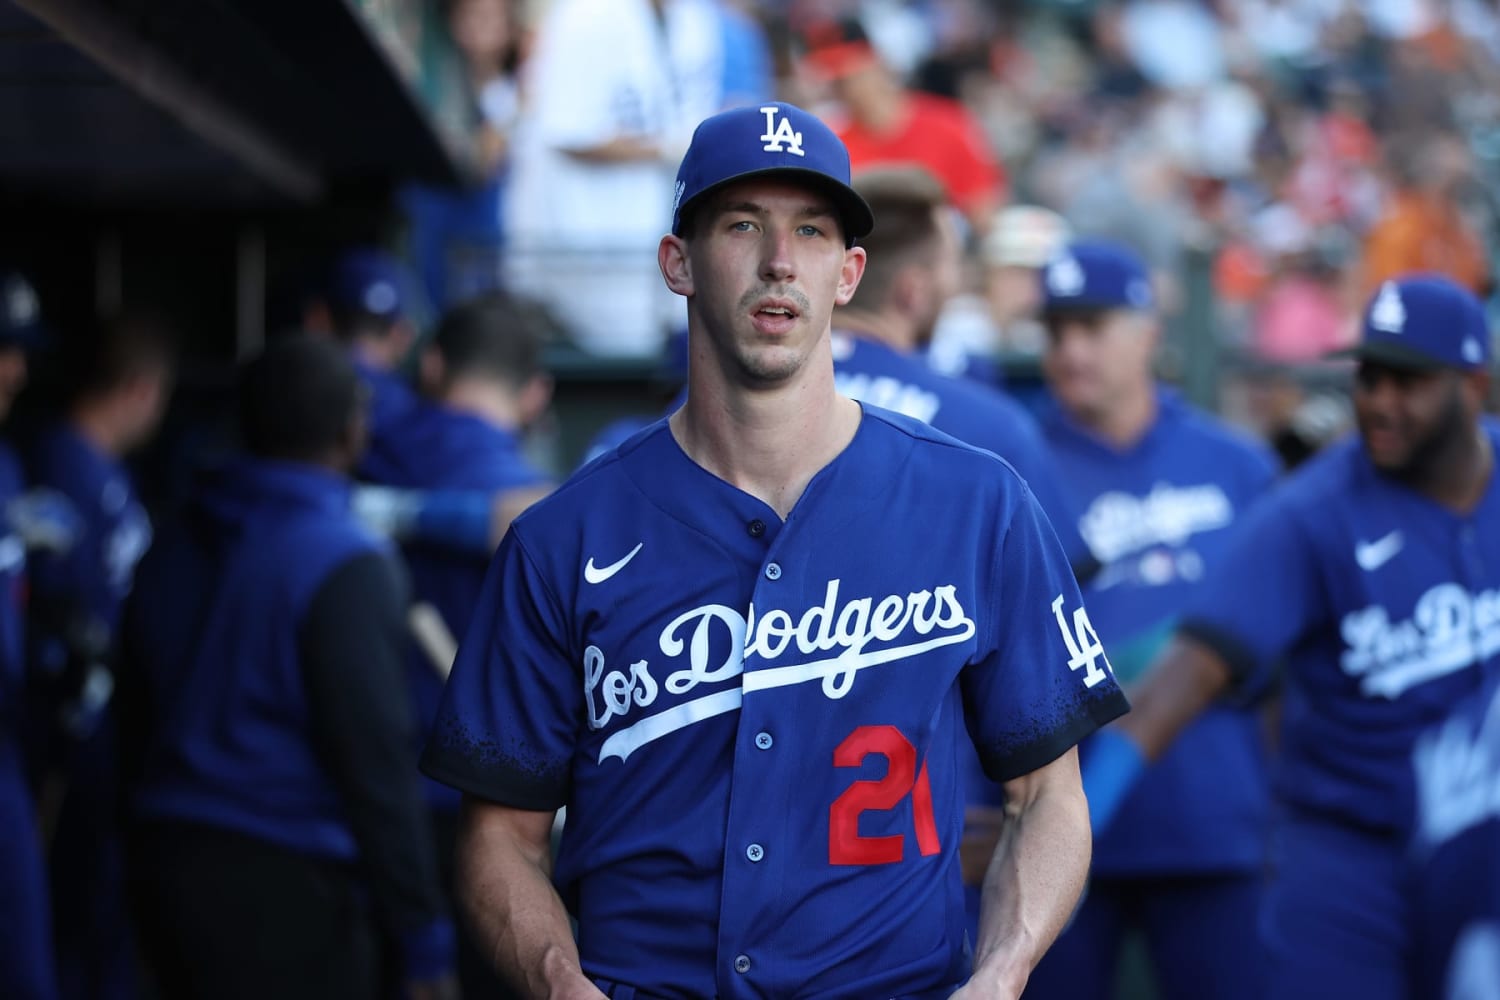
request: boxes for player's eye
[797,224,824,237]
[729,220,756,232]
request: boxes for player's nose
[759,229,795,282]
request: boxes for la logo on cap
[759,106,804,157]
[1370,281,1406,334]
[1047,254,1085,297]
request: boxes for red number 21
[829,725,941,865]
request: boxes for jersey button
[746,843,764,862]
[765,562,782,580]
[734,955,752,974]
[748,518,766,538]
[755,731,773,750]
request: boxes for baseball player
[1409,670,1500,999]
[420,102,1128,999]
[0,270,55,1000]
[117,337,456,1000]
[1089,274,1500,999]
[24,312,172,1000]
[1021,240,1278,1000]
[359,293,553,998]
[830,167,1093,576]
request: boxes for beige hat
[982,206,1071,268]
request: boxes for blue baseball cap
[671,103,874,246]
[328,248,409,320]
[1040,240,1156,313]
[0,271,46,348]
[1330,275,1491,372]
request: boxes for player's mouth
[751,299,801,335]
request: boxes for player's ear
[659,235,693,297]
[835,245,867,307]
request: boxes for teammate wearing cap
[25,312,174,1000]
[0,270,55,1000]
[1087,273,1500,999]
[1020,240,1277,1000]
[357,293,553,999]
[422,102,1128,998]
[830,169,1093,576]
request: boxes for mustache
[739,286,811,313]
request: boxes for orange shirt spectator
[1362,191,1489,296]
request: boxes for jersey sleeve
[419,528,580,811]
[962,482,1130,783]
[1176,491,1323,692]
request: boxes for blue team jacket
[125,460,390,859]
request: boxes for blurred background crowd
[1,0,1498,998]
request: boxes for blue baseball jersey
[26,424,152,640]
[1410,671,1500,999]
[353,358,425,485]
[830,331,1090,568]
[0,445,25,718]
[423,405,1127,998]
[1041,389,1277,873]
[359,399,550,809]
[1180,418,1500,833]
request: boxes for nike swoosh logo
[584,543,644,584]
[1355,531,1404,572]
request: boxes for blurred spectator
[119,337,456,1000]
[363,294,553,999]
[403,0,523,312]
[717,0,774,108]
[0,270,55,1000]
[801,17,1005,231]
[25,313,173,1000]
[925,203,1071,382]
[1362,130,1491,295]
[982,204,1073,356]
[1248,204,1357,363]
[504,0,723,357]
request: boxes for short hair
[71,312,175,402]
[844,168,948,311]
[433,293,546,389]
[238,335,364,462]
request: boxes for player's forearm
[969,752,1091,999]
[455,803,600,1000]
[1116,634,1234,761]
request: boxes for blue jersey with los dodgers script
[831,331,1090,569]
[1042,389,1277,874]
[358,399,550,810]
[422,405,1128,999]
[1410,671,1500,999]
[1180,418,1500,833]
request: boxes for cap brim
[1324,340,1447,371]
[676,167,874,244]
